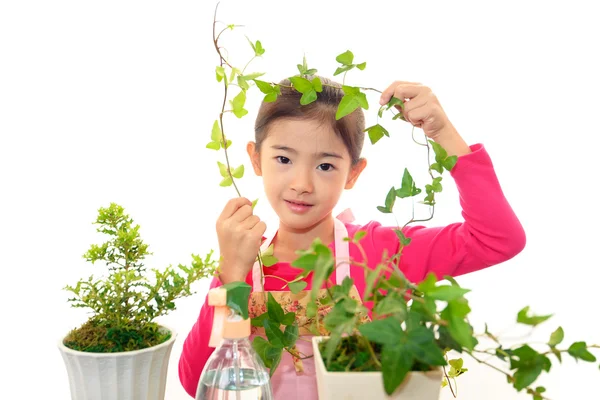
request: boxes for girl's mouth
[285,200,313,214]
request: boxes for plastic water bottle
[196,288,273,400]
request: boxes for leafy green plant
[208,4,599,399]
[63,202,218,352]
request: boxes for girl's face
[247,118,366,233]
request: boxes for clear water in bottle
[197,336,274,400]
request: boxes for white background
[1,1,599,399]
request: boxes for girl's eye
[318,163,334,171]
[276,156,291,164]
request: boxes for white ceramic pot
[312,336,443,400]
[58,325,177,400]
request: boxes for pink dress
[178,143,527,398]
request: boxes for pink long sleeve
[346,143,526,289]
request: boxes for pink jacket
[178,143,526,397]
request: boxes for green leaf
[221,281,251,319]
[251,312,268,327]
[211,120,221,142]
[288,280,307,294]
[334,64,354,76]
[336,50,354,65]
[229,67,241,83]
[312,77,323,92]
[206,141,220,150]
[353,230,367,242]
[364,124,389,145]
[217,161,229,177]
[377,205,391,214]
[358,318,403,346]
[374,293,408,317]
[216,66,225,83]
[263,319,285,348]
[219,177,232,187]
[441,298,476,350]
[267,292,285,324]
[384,186,396,211]
[567,342,597,362]
[306,301,317,318]
[231,90,248,118]
[394,229,411,246]
[406,325,447,365]
[261,255,278,267]
[251,198,258,210]
[443,155,458,171]
[323,302,356,333]
[291,253,317,271]
[254,79,274,94]
[386,96,405,111]
[232,165,244,179]
[255,40,265,56]
[430,162,443,174]
[428,285,471,301]
[396,168,422,198]
[510,345,551,390]
[356,62,367,70]
[282,312,296,326]
[517,306,553,327]
[289,76,313,92]
[252,337,282,376]
[237,75,250,90]
[283,324,299,348]
[336,86,368,120]
[242,72,265,80]
[548,327,564,347]
[289,76,318,105]
[381,343,413,395]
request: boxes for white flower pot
[57,325,177,400]
[312,336,443,400]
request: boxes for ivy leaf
[252,337,282,376]
[232,165,244,179]
[211,120,221,142]
[336,86,368,120]
[356,62,367,70]
[364,124,389,145]
[358,318,403,346]
[246,36,265,56]
[229,67,241,83]
[215,66,226,83]
[509,345,551,390]
[230,90,248,118]
[266,292,285,324]
[289,76,319,105]
[443,155,458,171]
[335,50,354,65]
[548,327,564,347]
[282,324,299,348]
[334,64,354,76]
[312,77,323,92]
[242,72,265,80]
[430,162,443,174]
[377,206,391,214]
[353,230,367,242]
[237,75,250,90]
[217,161,229,177]
[254,80,281,103]
[405,325,447,366]
[263,319,285,348]
[251,198,258,210]
[428,140,458,172]
[441,298,476,351]
[427,285,471,301]
[384,186,396,211]
[206,141,220,151]
[219,177,233,187]
[281,312,296,326]
[288,280,307,294]
[396,168,422,198]
[221,281,251,319]
[381,343,413,395]
[394,229,411,246]
[567,342,597,362]
[374,292,408,317]
[517,306,553,327]
[261,255,278,267]
[251,311,268,327]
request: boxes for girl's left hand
[379,81,454,140]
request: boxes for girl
[179,77,526,399]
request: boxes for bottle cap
[208,287,251,347]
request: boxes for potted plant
[58,203,218,400]
[204,4,600,399]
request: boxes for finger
[250,221,267,241]
[403,103,434,127]
[231,204,253,223]
[240,215,260,230]
[219,197,251,221]
[379,81,423,105]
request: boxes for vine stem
[213,2,267,300]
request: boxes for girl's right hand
[216,197,267,284]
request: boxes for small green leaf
[237,75,250,90]
[289,76,313,92]
[443,155,458,171]
[374,293,408,317]
[263,319,285,348]
[356,62,367,70]
[312,77,323,92]
[549,327,564,347]
[232,165,244,179]
[430,162,443,174]
[283,324,299,347]
[267,292,285,324]
[288,280,307,294]
[517,306,553,327]
[221,281,252,319]
[567,342,597,362]
[255,40,265,56]
[381,343,413,395]
[242,72,265,80]
[428,285,471,301]
[377,206,391,214]
[217,161,229,177]
[211,120,221,142]
[353,230,367,242]
[216,66,225,82]
[306,301,317,318]
[358,318,403,346]
[231,90,248,118]
[336,86,368,120]
[335,50,354,65]
[206,141,220,150]
[364,124,389,145]
[251,198,259,210]
[384,186,396,211]
[281,312,295,326]
[261,255,278,267]
[220,177,233,187]
[251,312,268,327]
[394,229,411,246]
[334,64,354,76]
[254,79,274,94]
[396,168,422,198]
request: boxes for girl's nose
[290,169,314,194]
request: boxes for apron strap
[251,209,354,292]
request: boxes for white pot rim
[58,323,177,358]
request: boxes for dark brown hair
[254,76,365,165]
